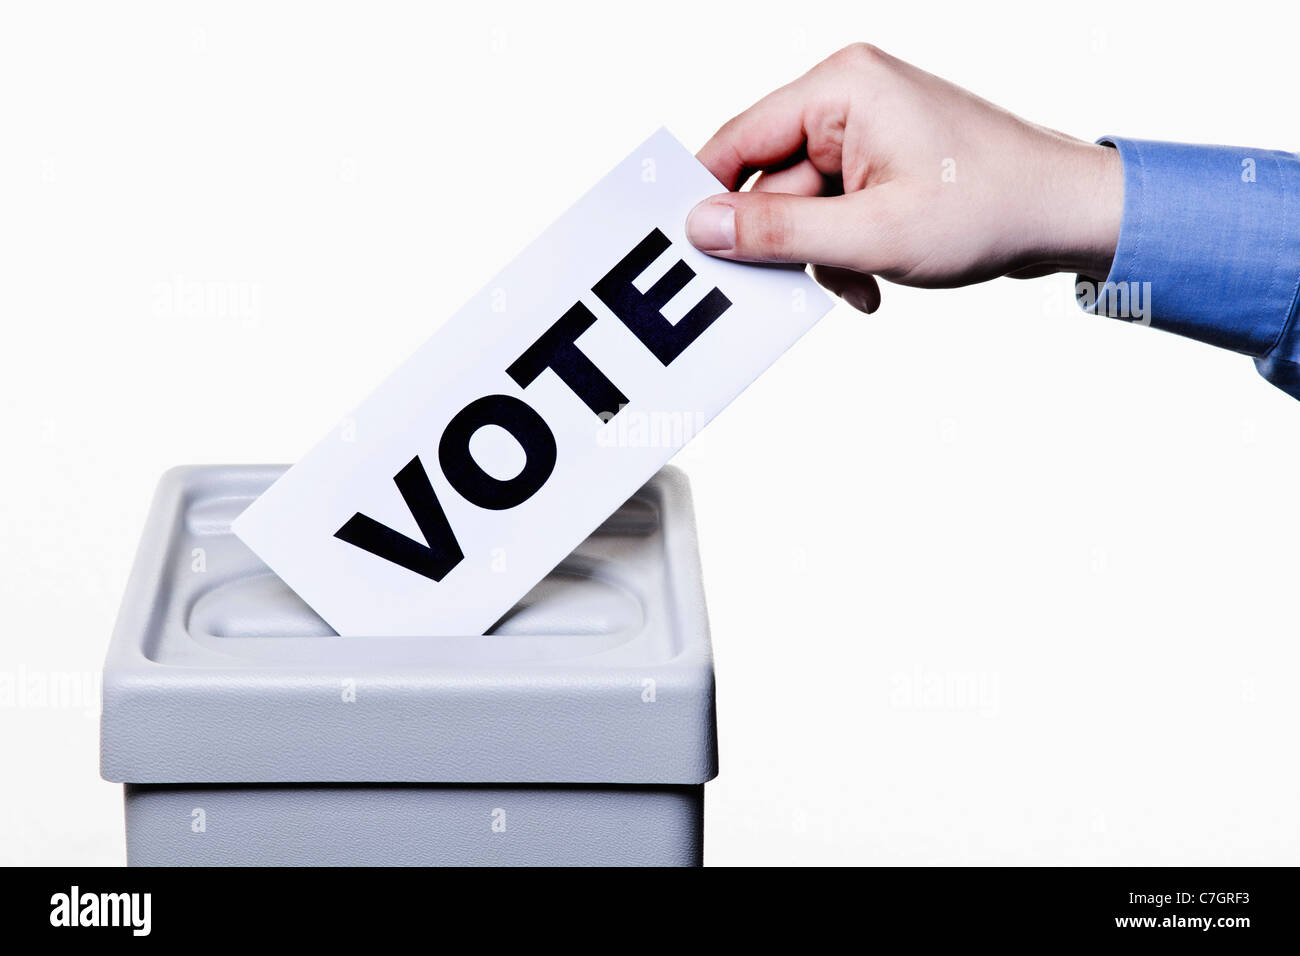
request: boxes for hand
[686,43,1123,313]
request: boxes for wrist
[1031,139,1124,281]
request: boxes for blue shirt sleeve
[1076,137,1300,400]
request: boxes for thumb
[685,191,872,270]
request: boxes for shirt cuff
[1076,137,1300,399]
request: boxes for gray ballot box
[100,465,717,866]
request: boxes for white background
[3,0,1298,866]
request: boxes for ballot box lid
[101,464,716,785]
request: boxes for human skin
[685,43,1124,313]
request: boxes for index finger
[696,81,815,191]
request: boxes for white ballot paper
[233,128,834,635]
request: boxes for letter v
[334,456,464,581]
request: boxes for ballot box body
[101,465,716,866]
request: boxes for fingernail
[686,201,736,252]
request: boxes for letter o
[439,394,557,510]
